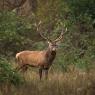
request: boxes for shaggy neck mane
[45,48,56,64]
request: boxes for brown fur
[16,49,56,68]
[16,47,56,79]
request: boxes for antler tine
[54,27,67,42]
[36,21,42,32]
[36,21,50,41]
[39,32,50,41]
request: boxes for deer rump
[16,50,56,69]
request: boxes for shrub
[0,57,23,86]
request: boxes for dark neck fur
[45,48,56,64]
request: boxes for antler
[39,32,50,41]
[54,27,67,42]
[36,21,67,42]
[35,21,51,41]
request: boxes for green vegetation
[0,57,23,85]
[0,0,95,95]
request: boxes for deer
[15,24,67,80]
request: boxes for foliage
[0,57,23,86]
[0,11,37,56]
[0,0,95,71]
[0,1,95,94]
[52,0,95,70]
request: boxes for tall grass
[0,65,95,95]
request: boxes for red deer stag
[16,27,67,80]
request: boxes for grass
[0,65,95,95]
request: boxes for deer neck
[45,48,56,63]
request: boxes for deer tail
[15,53,20,64]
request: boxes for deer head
[35,21,67,52]
[39,27,67,52]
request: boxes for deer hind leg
[16,65,28,72]
[15,65,22,71]
[39,68,43,80]
[21,65,28,72]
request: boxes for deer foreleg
[39,68,43,80]
[44,68,49,80]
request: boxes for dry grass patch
[0,66,95,95]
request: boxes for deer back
[16,50,48,66]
